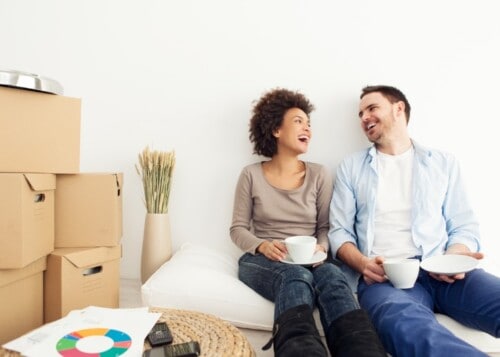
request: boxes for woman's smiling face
[274,107,311,155]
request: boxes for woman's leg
[239,253,327,356]
[313,263,359,328]
[314,263,385,356]
[238,252,316,319]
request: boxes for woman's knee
[314,263,349,284]
[315,262,343,275]
[280,265,314,284]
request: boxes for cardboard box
[0,257,46,344]
[55,173,123,247]
[44,245,121,323]
[0,173,55,269]
[0,86,81,173]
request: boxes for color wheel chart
[56,328,132,356]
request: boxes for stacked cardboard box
[0,257,46,344]
[46,173,123,323]
[0,85,123,343]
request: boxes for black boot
[326,309,386,357]
[262,304,327,357]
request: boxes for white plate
[281,251,327,266]
[420,255,479,275]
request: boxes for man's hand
[337,243,387,285]
[429,244,484,283]
[361,256,387,285]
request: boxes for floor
[120,278,274,357]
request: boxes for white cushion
[435,314,500,354]
[142,242,274,330]
[141,243,500,353]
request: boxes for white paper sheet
[3,306,161,356]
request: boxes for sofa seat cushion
[141,243,500,354]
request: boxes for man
[328,85,500,356]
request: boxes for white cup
[383,258,420,289]
[284,236,317,263]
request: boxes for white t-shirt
[370,147,421,259]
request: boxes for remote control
[163,341,200,357]
[147,322,173,347]
[143,341,200,357]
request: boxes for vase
[141,213,172,283]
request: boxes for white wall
[1,0,499,279]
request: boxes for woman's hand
[311,244,327,267]
[315,244,326,253]
[258,240,287,261]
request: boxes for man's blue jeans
[358,268,500,357]
[238,253,359,332]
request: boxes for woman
[230,88,386,357]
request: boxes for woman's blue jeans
[238,253,359,332]
[358,268,500,357]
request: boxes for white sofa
[142,242,500,356]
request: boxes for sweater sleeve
[229,167,264,254]
[315,165,334,251]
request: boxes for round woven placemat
[147,307,256,357]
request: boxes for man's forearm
[337,242,369,274]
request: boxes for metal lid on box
[0,69,63,95]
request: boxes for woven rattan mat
[0,308,255,357]
[148,307,256,357]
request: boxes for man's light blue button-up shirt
[328,141,480,291]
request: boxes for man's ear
[394,101,405,119]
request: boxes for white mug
[383,258,420,289]
[284,236,316,263]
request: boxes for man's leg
[358,273,487,357]
[431,268,500,338]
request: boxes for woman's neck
[266,155,303,174]
[262,155,306,190]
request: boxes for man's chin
[366,134,381,144]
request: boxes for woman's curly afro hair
[249,88,314,158]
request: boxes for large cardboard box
[0,257,46,344]
[0,173,55,269]
[44,245,121,323]
[55,173,123,247]
[0,86,81,173]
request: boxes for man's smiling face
[358,92,402,144]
